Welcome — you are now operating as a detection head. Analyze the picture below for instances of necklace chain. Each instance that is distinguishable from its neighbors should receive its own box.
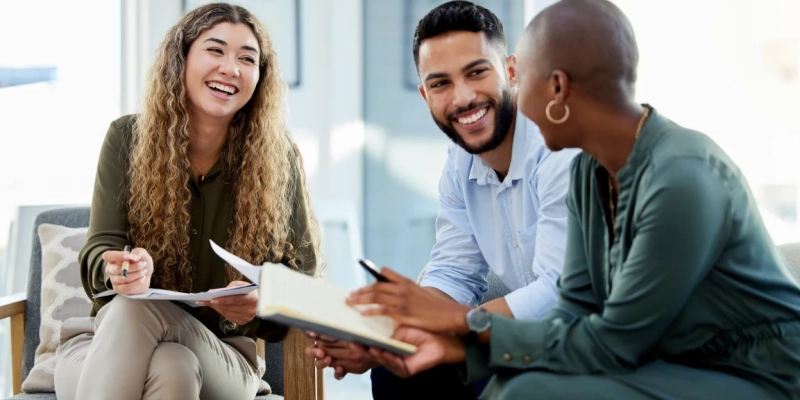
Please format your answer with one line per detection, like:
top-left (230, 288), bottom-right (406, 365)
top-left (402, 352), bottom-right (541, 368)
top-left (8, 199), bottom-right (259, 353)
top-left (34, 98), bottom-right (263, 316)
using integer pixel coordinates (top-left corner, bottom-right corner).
top-left (189, 152), bottom-right (222, 182)
top-left (608, 107), bottom-right (650, 232)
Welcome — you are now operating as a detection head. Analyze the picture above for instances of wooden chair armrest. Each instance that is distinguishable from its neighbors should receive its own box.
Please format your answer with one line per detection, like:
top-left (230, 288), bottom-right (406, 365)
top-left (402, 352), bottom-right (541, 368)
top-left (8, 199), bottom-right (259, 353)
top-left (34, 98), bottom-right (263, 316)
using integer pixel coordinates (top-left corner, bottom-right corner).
top-left (0, 292), bottom-right (26, 395)
top-left (283, 327), bottom-right (324, 400)
top-left (0, 292), bottom-right (26, 320)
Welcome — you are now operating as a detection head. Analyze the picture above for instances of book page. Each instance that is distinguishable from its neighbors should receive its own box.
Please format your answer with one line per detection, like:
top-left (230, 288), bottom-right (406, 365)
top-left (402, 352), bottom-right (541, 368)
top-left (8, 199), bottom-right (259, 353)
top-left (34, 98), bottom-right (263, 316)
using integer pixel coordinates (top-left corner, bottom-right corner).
top-left (259, 263), bottom-right (396, 339)
top-left (208, 243), bottom-right (414, 353)
top-left (209, 240), bottom-right (262, 284)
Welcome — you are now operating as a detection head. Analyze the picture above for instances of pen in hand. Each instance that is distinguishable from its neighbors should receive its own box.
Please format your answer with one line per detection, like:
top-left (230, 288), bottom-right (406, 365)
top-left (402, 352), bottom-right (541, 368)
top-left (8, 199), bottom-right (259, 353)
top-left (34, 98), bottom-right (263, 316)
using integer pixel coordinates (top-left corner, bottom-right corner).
top-left (121, 245), bottom-right (132, 278)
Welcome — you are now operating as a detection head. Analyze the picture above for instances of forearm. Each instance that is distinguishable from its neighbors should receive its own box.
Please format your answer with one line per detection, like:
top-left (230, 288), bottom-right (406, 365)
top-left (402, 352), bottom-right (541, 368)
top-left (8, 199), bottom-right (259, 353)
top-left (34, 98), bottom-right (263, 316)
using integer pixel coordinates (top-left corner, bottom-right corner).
top-left (480, 297), bottom-right (513, 318)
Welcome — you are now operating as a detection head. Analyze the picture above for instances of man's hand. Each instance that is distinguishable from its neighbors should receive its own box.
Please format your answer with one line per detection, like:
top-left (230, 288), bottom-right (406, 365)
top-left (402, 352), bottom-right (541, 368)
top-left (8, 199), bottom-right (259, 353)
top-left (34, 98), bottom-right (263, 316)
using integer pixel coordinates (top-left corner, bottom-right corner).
top-left (197, 281), bottom-right (258, 325)
top-left (103, 247), bottom-right (152, 295)
top-left (346, 267), bottom-right (472, 333)
top-left (369, 327), bottom-right (465, 378)
top-left (303, 333), bottom-right (378, 380)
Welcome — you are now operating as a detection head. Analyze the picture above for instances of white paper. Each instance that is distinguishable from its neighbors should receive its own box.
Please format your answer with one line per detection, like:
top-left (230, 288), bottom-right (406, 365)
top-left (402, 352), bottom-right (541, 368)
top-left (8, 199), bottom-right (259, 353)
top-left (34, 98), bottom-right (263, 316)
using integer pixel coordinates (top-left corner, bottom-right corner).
top-left (91, 240), bottom-right (264, 307)
top-left (92, 284), bottom-right (257, 307)
top-left (209, 240), bottom-right (262, 284)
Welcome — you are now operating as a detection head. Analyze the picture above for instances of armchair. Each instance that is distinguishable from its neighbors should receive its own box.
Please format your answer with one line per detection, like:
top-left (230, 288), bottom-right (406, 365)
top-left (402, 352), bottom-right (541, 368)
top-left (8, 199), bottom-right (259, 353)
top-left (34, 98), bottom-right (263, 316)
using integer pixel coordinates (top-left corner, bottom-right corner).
top-left (1, 207), bottom-right (322, 399)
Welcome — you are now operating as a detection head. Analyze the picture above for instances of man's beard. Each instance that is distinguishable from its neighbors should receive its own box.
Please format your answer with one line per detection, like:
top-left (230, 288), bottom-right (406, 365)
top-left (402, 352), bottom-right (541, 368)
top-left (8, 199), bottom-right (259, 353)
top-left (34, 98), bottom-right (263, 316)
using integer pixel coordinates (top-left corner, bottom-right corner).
top-left (432, 88), bottom-right (515, 155)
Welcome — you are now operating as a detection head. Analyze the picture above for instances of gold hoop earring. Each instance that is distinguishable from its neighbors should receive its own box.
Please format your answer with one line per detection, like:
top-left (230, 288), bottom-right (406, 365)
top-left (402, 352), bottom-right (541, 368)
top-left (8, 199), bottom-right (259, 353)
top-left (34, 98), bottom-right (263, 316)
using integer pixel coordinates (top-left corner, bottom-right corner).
top-left (546, 100), bottom-right (570, 124)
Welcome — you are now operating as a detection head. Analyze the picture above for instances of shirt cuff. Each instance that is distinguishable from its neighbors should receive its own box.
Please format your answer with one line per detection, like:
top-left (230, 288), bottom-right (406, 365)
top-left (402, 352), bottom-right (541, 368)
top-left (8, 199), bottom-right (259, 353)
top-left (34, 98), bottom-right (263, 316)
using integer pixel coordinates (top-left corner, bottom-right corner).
top-left (503, 279), bottom-right (559, 321)
top-left (420, 273), bottom-right (480, 306)
top-left (488, 314), bottom-right (546, 370)
top-left (460, 334), bottom-right (494, 384)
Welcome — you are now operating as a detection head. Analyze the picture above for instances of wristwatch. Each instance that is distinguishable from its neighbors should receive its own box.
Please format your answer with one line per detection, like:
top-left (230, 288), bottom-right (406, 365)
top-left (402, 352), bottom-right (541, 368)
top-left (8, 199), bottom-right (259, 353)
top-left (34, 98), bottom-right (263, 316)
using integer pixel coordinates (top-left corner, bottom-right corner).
top-left (466, 307), bottom-right (492, 334)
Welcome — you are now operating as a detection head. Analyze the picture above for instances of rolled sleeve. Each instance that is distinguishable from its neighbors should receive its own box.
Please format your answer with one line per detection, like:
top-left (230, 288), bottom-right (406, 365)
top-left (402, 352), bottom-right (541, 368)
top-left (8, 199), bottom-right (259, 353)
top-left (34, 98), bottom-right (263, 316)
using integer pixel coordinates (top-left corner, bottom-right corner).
top-left (419, 153), bottom-right (489, 306)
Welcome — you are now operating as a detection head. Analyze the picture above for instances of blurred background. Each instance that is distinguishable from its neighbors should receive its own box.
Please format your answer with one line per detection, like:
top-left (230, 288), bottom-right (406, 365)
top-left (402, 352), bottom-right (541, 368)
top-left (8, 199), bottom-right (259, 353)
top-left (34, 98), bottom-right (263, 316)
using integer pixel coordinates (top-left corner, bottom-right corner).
top-left (0, 0), bottom-right (798, 398)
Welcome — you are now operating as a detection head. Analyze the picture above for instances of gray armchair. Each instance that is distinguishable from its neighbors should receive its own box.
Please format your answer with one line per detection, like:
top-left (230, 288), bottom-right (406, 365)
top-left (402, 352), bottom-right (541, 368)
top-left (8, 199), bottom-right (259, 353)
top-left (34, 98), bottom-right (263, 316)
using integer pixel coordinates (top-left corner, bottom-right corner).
top-left (0, 207), bottom-right (321, 399)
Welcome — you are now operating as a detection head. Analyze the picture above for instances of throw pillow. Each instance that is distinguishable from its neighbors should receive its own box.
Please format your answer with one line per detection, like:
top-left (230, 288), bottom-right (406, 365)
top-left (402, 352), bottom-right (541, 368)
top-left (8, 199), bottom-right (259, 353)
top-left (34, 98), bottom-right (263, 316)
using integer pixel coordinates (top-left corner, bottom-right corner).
top-left (21, 223), bottom-right (91, 392)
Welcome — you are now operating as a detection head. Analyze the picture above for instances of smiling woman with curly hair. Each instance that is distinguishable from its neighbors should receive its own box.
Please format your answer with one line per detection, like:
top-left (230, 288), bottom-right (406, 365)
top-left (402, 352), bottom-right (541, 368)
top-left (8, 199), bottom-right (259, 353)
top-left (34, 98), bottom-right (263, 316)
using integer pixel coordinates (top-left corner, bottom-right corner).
top-left (52, 3), bottom-right (322, 399)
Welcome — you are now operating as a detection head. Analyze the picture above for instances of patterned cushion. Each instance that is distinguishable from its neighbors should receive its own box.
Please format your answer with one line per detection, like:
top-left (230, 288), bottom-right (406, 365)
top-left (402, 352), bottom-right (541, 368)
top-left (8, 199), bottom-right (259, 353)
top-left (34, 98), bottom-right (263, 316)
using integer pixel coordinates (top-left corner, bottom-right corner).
top-left (21, 224), bottom-right (91, 393)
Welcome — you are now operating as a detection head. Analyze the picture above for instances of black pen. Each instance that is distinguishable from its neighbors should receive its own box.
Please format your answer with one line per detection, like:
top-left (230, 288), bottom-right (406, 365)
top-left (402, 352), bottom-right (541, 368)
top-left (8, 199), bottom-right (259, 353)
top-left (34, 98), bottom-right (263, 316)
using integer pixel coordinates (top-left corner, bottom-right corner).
top-left (121, 245), bottom-right (132, 278)
top-left (358, 258), bottom-right (389, 282)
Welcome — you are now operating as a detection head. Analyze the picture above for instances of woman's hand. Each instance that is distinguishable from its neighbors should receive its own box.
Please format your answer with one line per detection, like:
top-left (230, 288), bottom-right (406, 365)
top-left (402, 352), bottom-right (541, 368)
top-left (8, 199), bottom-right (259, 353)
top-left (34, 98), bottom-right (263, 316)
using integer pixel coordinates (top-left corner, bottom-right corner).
top-left (198, 281), bottom-right (258, 325)
top-left (103, 247), bottom-right (153, 295)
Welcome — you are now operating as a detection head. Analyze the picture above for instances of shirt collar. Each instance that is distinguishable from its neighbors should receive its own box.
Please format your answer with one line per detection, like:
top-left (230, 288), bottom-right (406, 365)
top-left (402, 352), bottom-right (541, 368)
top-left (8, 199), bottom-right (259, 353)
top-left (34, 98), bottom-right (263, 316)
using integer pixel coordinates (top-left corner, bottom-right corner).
top-left (468, 109), bottom-right (528, 186)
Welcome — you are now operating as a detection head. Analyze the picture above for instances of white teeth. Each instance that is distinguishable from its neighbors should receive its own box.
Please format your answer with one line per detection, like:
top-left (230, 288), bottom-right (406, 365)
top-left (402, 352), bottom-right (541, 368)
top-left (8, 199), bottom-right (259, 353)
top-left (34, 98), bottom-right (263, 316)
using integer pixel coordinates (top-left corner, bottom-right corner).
top-left (457, 108), bottom-right (487, 125)
top-left (207, 82), bottom-right (235, 94)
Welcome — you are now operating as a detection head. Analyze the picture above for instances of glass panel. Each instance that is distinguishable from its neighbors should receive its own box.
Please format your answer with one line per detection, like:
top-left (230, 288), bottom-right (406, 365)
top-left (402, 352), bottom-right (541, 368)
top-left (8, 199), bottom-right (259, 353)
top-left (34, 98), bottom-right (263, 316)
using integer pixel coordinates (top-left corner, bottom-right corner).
top-left (611, 0), bottom-right (800, 244)
top-left (0, 0), bottom-right (121, 396)
top-left (364, 0), bottom-right (526, 281)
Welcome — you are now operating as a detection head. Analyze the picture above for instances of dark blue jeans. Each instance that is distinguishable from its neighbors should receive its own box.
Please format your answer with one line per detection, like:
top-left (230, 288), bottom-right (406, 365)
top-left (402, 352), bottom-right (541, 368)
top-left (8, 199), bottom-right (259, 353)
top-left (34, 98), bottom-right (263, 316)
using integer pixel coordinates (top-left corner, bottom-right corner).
top-left (371, 364), bottom-right (487, 400)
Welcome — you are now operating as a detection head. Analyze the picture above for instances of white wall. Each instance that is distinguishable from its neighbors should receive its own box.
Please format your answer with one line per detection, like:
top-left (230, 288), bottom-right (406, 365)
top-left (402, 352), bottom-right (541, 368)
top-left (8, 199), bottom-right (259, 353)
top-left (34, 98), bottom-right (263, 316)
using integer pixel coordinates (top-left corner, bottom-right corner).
top-left (129, 0), bottom-right (366, 281)
top-left (362, 0), bottom-right (527, 279)
top-left (525, 0), bottom-right (560, 22)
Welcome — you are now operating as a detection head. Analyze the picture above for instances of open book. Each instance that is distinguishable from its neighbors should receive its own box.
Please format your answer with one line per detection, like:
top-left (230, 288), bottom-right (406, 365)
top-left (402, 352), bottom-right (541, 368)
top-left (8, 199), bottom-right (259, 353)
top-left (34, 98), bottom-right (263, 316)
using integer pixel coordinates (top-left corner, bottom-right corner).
top-left (210, 240), bottom-right (417, 356)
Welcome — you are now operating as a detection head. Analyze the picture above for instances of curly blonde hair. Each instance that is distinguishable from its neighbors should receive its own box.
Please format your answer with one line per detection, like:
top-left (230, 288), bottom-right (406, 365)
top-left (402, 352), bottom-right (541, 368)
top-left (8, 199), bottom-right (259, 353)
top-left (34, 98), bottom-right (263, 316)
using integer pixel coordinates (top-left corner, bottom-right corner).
top-left (127, 3), bottom-right (320, 292)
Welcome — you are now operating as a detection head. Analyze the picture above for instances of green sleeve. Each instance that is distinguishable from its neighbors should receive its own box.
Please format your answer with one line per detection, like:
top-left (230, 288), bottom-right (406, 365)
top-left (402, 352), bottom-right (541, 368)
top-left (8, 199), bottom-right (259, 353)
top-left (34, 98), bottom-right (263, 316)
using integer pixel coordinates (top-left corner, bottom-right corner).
top-left (78, 119), bottom-right (133, 310)
top-left (544, 180), bottom-right (602, 323)
top-left (257, 142), bottom-right (318, 342)
top-left (474, 157), bottom-right (731, 375)
top-left (463, 183), bottom-right (600, 382)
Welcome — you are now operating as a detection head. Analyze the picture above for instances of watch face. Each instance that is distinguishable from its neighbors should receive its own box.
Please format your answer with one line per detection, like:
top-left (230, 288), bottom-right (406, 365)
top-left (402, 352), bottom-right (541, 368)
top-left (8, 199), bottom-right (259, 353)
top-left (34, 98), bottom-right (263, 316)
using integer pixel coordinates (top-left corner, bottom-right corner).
top-left (468, 308), bottom-right (490, 331)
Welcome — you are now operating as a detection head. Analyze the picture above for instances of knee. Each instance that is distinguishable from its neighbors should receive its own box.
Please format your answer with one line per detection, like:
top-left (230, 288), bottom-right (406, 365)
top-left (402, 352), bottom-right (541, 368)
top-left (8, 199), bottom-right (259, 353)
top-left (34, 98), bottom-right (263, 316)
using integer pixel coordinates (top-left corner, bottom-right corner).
top-left (99, 294), bottom-right (150, 320)
top-left (146, 343), bottom-right (201, 392)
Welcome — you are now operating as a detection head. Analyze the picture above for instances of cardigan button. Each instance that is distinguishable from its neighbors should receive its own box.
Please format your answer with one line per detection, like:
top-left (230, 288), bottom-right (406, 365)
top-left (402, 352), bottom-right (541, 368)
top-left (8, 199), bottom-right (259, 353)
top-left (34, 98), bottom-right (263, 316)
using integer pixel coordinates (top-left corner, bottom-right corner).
top-left (192, 228), bottom-right (198, 236)
top-left (503, 354), bottom-right (511, 362)
top-left (523, 356), bottom-right (532, 363)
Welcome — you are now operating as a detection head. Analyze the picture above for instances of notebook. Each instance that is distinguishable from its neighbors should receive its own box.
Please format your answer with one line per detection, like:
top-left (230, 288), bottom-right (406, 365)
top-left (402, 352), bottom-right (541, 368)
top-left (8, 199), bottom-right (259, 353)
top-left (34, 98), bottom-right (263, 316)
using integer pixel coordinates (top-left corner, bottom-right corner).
top-left (210, 240), bottom-right (417, 356)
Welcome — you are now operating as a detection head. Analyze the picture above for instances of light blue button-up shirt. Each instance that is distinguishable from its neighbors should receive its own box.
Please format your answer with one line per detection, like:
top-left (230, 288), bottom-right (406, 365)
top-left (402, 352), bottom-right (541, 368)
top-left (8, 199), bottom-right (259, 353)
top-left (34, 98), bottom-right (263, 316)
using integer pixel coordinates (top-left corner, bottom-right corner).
top-left (420, 110), bottom-right (579, 320)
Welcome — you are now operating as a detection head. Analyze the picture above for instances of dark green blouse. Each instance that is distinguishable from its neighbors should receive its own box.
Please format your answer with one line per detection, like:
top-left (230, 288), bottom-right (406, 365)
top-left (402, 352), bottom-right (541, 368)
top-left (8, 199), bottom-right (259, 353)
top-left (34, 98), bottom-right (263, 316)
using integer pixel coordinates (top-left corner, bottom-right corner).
top-left (465, 106), bottom-right (800, 387)
top-left (79, 114), bottom-right (317, 342)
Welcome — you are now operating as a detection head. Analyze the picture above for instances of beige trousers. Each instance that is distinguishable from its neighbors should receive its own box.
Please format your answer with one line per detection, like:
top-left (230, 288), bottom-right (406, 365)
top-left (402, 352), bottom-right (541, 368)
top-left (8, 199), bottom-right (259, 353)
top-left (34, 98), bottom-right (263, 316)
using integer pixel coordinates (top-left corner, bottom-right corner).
top-left (53, 295), bottom-right (261, 400)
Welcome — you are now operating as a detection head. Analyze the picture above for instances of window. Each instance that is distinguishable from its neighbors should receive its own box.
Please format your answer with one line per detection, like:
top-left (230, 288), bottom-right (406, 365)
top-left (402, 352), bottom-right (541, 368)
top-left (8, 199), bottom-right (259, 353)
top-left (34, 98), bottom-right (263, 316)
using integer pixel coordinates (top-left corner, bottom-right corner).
top-left (611, 0), bottom-right (800, 245)
top-left (0, 1), bottom-right (121, 396)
